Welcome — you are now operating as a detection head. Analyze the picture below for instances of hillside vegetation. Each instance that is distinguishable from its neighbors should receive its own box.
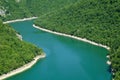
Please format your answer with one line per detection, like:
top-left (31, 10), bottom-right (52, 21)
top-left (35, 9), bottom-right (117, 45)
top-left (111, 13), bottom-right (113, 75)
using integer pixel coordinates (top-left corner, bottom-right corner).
top-left (0, 0), bottom-right (79, 21)
top-left (0, 21), bottom-right (43, 75)
top-left (34, 0), bottom-right (120, 80)
top-left (0, 0), bottom-right (120, 79)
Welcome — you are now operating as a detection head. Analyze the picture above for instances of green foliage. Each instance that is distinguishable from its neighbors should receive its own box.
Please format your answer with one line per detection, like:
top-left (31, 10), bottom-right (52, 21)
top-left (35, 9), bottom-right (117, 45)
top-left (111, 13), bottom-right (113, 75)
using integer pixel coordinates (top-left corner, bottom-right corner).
top-left (1, 0), bottom-right (120, 79)
top-left (0, 0), bottom-right (79, 21)
top-left (34, 0), bottom-right (120, 80)
top-left (0, 23), bottom-right (43, 75)
top-left (114, 72), bottom-right (120, 80)
top-left (0, 0), bottom-right (32, 21)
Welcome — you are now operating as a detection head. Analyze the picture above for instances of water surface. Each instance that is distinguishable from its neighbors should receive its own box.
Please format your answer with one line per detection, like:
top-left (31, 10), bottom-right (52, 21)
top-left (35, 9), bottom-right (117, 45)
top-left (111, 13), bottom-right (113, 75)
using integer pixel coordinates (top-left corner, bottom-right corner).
top-left (7, 20), bottom-right (111, 80)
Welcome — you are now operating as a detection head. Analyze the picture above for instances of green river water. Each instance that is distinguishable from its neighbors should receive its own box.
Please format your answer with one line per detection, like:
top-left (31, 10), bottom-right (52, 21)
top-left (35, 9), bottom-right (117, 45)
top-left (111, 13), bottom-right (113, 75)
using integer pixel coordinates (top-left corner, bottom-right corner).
top-left (6, 20), bottom-right (111, 80)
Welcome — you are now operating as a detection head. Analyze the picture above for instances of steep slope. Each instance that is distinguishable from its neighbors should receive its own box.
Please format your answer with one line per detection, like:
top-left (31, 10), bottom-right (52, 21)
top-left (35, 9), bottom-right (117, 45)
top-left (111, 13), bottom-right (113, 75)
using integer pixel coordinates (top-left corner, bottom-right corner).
top-left (34, 0), bottom-right (120, 80)
top-left (0, 0), bottom-right (32, 20)
top-left (0, 0), bottom-right (79, 21)
top-left (0, 21), bottom-right (43, 75)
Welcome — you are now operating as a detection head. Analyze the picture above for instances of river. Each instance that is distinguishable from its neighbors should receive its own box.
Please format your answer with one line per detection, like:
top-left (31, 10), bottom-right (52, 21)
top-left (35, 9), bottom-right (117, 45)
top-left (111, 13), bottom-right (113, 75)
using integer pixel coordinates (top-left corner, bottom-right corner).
top-left (6, 20), bottom-right (111, 80)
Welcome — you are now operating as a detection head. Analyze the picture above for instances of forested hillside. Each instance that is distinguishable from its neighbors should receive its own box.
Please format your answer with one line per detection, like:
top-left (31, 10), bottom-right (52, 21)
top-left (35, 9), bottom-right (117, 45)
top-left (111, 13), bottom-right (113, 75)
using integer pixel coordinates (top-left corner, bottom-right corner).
top-left (0, 0), bottom-right (120, 80)
top-left (34, 0), bottom-right (120, 80)
top-left (0, 21), bottom-right (43, 75)
top-left (0, 0), bottom-right (79, 21)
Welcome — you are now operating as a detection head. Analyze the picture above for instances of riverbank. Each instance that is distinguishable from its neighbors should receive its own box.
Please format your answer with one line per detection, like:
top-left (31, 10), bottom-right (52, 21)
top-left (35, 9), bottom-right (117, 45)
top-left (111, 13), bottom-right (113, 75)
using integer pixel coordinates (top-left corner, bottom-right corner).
top-left (0, 54), bottom-right (46, 80)
top-left (16, 33), bottom-right (22, 41)
top-left (33, 25), bottom-right (112, 66)
top-left (33, 24), bottom-right (110, 50)
top-left (33, 24), bottom-right (112, 66)
top-left (3, 17), bottom-right (38, 24)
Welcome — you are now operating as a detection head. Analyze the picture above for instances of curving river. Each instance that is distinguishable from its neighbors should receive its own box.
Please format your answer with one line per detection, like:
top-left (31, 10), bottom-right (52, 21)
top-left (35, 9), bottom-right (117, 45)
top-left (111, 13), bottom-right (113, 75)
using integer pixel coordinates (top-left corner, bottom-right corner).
top-left (7, 20), bottom-right (111, 80)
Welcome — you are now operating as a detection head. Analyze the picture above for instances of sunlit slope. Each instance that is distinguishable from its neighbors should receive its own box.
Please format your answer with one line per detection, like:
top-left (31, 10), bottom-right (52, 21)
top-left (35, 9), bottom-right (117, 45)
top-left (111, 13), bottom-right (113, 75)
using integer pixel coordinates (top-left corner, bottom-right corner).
top-left (0, 0), bottom-right (79, 21)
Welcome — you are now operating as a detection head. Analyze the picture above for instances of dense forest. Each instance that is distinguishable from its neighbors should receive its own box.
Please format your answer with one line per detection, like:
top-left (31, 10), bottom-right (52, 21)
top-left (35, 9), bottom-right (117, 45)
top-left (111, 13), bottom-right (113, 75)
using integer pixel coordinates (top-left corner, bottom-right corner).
top-left (0, 0), bottom-right (79, 21)
top-left (34, 0), bottom-right (120, 80)
top-left (0, 0), bottom-right (120, 80)
top-left (0, 21), bottom-right (43, 75)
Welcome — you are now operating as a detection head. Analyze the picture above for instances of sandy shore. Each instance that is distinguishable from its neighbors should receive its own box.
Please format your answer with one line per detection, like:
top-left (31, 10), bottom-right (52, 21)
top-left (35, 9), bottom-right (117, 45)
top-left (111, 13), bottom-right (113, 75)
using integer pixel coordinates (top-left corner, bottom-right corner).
top-left (0, 54), bottom-right (46, 80)
top-left (3, 17), bottom-right (38, 24)
top-left (33, 24), bottom-right (110, 50)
